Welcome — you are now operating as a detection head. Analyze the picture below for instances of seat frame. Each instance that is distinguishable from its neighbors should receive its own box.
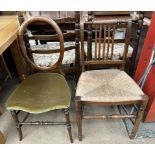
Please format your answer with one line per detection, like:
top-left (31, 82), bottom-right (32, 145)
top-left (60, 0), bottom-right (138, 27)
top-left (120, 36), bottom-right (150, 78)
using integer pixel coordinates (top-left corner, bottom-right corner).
top-left (8, 16), bottom-right (73, 143)
top-left (75, 20), bottom-right (148, 141)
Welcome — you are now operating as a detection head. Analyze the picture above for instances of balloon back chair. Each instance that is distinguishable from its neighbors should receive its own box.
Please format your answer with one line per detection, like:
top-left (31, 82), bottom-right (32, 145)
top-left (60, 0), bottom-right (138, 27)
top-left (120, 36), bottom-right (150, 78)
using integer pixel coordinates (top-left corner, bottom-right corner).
top-left (75, 20), bottom-right (148, 141)
top-left (6, 16), bottom-right (73, 143)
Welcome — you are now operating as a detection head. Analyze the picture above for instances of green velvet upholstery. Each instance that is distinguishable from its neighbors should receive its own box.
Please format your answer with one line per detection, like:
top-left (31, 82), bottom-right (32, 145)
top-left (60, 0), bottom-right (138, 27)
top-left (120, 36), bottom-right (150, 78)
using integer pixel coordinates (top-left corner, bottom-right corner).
top-left (6, 73), bottom-right (70, 114)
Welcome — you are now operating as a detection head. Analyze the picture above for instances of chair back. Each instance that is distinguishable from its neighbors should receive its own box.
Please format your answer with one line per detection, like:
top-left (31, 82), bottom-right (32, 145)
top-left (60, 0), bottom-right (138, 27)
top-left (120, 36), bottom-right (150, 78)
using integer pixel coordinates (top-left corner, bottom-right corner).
top-left (19, 12), bottom-right (80, 73)
top-left (80, 20), bottom-right (132, 71)
top-left (18, 16), bottom-right (64, 73)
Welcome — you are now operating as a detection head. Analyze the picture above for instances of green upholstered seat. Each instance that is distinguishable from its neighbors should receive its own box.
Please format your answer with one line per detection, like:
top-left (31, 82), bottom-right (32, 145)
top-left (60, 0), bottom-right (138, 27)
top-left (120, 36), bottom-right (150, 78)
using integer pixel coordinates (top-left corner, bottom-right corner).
top-left (6, 73), bottom-right (70, 114)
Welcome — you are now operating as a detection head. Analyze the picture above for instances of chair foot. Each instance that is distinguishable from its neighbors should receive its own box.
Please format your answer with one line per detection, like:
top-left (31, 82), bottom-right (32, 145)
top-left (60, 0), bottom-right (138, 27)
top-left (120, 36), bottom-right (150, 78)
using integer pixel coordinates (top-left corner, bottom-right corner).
top-left (11, 111), bottom-right (23, 141)
top-left (78, 135), bottom-right (82, 141)
top-left (76, 101), bottom-right (83, 141)
top-left (63, 109), bottom-right (73, 143)
top-left (129, 133), bottom-right (136, 139)
top-left (17, 125), bottom-right (23, 141)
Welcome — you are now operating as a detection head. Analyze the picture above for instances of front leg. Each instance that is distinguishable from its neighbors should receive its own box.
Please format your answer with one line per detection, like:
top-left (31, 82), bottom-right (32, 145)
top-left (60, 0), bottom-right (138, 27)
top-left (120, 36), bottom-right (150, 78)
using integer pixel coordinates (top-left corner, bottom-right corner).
top-left (11, 110), bottom-right (23, 141)
top-left (63, 108), bottom-right (73, 143)
top-left (129, 99), bottom-right (148, 139)
top-left (76, 101), bottom-right (82, 141)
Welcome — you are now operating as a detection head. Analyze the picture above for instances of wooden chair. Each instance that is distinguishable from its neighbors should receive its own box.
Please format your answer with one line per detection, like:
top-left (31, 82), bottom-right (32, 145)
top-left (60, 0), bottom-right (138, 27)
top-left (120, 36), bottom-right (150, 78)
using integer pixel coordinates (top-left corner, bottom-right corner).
top-left (6, 16), bottom-right (73, 143)
top-left (75, 20), bottom-right (148, 141)
top-left (20, 11), bottom-right (80, 78)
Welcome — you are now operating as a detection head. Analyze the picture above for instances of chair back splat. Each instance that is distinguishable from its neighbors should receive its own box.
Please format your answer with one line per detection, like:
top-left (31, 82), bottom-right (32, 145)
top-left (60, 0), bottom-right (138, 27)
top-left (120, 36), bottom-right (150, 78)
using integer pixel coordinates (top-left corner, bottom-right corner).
top-left (80, 20), bottom-right (132, 72)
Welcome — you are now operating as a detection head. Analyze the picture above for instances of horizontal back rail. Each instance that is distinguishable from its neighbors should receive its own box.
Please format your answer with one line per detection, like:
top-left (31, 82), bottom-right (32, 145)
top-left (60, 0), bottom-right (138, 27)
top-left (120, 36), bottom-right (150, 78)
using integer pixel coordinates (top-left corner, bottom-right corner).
top-left (30, 46), bottom-right (75, 54)
top-left (27, 32), bottom-right (75, 41)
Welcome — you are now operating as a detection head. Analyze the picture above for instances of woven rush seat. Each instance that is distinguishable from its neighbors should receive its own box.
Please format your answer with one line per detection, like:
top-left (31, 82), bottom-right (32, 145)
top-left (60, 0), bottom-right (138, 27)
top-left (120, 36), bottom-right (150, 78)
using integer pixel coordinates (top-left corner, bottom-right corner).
top-left (76, 69), bottom-right (144, 102)
top-left (6, 73), bottom-right (70, 114)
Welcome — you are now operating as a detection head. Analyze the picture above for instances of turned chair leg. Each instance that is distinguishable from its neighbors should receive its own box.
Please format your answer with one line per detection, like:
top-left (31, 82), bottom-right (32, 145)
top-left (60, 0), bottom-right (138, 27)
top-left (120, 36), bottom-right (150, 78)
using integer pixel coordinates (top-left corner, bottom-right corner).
top-left (11, 110), bottom-right (23, 141)
top-left (63, 109), bottom-right (73, 143)
top-left (129, 100), bottom-right (147, 139)
top-left (76, 101), bottom-right (82, 141)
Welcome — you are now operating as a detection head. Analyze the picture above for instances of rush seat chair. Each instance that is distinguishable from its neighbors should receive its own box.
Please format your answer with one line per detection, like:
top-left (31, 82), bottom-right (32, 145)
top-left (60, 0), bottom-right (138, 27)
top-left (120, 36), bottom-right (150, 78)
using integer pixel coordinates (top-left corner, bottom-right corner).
top-left (75, 20), bottom-right (148, 141)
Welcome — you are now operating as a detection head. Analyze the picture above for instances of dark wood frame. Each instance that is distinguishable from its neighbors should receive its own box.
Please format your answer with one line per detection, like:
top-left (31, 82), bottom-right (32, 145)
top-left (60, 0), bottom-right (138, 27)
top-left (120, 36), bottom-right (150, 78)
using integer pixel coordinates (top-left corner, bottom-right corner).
top-left (10, 16), bottom-right (73, 143)
top-left (75, 20), bottom-right (148, 141)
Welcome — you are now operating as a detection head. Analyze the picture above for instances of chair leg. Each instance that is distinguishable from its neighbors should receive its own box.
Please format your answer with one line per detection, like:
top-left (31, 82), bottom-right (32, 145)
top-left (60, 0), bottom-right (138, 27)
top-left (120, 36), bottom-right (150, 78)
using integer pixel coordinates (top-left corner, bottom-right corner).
top-left (10, 110), bottom-right (23, 141)
top-left (129, 100), bottom-right (147, 139)
top-left (75, 69), bottom-right (80, 84)
top-left (76, 101), bottom-right (82, 141)
top-left (63, 109), bottom-right (73, 143)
